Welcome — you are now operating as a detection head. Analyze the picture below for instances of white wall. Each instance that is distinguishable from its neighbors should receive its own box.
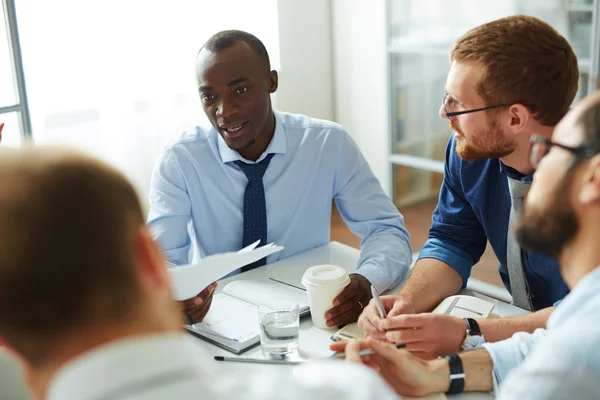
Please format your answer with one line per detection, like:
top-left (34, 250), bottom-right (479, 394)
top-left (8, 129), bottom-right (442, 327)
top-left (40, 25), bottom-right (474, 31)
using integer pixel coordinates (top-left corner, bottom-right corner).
top-left (331, 0), bottom-right (391, 195)
top-left (274, 0), bottom-right (334, 121)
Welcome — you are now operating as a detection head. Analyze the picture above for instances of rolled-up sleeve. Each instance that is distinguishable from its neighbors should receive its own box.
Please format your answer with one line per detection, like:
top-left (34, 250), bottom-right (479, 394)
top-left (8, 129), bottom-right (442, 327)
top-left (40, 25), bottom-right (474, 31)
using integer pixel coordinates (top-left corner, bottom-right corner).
top-left (333, 131), bottom-right (412, 293)
top-left (147, 149), bottom-right (192, 266)
top-left (417, 138), bottom-right (487, 287)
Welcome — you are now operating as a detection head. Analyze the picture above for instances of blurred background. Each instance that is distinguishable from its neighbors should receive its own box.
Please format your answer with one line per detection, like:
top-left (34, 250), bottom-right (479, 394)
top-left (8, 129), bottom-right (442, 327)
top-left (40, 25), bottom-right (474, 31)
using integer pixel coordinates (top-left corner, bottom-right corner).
top-left (1, 0), bottom-right (599, 287)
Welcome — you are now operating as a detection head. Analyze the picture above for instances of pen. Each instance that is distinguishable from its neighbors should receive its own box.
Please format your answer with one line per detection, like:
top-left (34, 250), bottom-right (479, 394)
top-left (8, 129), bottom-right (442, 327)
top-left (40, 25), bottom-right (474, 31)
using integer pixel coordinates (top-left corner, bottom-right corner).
top-left (331, 343), bottom-right (406, 359)
top-left (214, 356), bottom-right (307, 365)
top-left (371, 285), bottom-right (386, 319)
top-left (268, 277), bottom-right (306, 291)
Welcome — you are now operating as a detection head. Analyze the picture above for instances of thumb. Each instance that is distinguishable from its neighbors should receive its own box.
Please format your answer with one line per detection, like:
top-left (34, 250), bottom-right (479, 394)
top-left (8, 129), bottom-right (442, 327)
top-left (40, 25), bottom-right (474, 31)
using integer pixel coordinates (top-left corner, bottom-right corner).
top-left (345, 340), bottom-right (364, 363)
top-left (369, 338), bottom-right (403, 361)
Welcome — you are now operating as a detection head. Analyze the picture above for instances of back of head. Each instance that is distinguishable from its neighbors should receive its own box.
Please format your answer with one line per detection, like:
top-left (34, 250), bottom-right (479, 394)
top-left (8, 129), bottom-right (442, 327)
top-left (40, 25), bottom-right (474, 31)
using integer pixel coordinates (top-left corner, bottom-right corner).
top-left (0, 147), bottom-right (145, 367)
top-left (451, 15), bottom-right (579, 126)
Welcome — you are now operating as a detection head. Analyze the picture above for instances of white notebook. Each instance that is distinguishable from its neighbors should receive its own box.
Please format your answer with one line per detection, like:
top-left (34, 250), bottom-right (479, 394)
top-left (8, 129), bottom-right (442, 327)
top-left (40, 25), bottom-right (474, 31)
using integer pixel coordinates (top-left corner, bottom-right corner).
top-left (185, 279), bottom-right (309, 354)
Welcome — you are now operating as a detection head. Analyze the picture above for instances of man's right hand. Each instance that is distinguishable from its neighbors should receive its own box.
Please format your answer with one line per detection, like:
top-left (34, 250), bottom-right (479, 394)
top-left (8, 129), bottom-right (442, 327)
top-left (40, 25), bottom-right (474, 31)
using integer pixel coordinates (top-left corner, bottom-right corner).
top-left (180, 282), bottom-right (218, 324)
top-left (358, 295), bottom-right (414, 340)
top-left (343, 338), bottom-right (450, 398)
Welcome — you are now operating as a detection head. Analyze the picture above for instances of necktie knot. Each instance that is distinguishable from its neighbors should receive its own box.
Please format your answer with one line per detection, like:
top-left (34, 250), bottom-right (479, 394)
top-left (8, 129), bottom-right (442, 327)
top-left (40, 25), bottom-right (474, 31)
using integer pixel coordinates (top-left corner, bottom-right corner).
top-left (235, 153), bottom-right (274, 182)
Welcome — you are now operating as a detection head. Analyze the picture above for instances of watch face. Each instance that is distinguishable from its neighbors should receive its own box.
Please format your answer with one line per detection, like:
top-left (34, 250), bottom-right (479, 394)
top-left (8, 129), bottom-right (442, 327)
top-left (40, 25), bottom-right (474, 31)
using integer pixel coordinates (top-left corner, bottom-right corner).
top-left (463, 335), bottom-right (485, 350)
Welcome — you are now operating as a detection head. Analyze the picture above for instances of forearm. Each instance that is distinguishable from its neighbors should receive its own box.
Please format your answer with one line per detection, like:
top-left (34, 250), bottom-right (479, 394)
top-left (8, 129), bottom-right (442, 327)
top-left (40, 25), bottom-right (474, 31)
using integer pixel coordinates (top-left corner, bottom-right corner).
top-left (427, 349), bottom-right (494, 394)
top-left (398, 258), bottom-right (463, 313)
top-left (356, 227), bottom-right (412, 293)
top-left (478, 307), bottom-right (553, 342)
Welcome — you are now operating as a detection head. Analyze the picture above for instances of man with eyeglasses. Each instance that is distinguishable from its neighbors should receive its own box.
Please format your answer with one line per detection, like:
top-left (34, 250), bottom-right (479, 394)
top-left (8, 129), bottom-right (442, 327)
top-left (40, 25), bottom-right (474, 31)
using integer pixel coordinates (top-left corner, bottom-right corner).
top-left (340, 89), bottom-right (600, 399)
top-left (359, 15), bottom-right (579, 357)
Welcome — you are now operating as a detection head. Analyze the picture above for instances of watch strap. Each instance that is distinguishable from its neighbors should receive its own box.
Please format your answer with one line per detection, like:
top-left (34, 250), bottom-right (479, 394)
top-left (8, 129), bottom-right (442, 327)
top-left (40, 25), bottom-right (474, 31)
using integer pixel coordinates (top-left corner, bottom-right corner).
top-left (445, 354), bottom-right (465, 394)
top-left (464, 318), bottom-right (482, 336)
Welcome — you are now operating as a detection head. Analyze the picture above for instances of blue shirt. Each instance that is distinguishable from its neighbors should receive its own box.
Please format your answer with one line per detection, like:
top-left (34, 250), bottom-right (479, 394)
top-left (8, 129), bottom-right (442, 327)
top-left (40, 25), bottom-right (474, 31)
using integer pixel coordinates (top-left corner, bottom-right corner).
top-left (147, 111), bottom-right (412, 293)
top-left (418, 136), bottom-right (568, 309)
top-left (483, 266), bottom-right (600, 399)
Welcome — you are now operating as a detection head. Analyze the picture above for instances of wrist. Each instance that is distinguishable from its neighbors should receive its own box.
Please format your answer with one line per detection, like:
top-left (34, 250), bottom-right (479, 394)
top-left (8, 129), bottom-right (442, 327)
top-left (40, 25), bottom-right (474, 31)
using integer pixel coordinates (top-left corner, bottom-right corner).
top-left (426, 358), bottom-right (451, 394)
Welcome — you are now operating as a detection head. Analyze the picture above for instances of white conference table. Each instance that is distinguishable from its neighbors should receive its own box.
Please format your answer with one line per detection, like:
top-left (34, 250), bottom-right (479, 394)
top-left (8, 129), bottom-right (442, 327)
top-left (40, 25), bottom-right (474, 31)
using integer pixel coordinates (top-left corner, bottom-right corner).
top-left (188, 241), bottom-right (529, 400)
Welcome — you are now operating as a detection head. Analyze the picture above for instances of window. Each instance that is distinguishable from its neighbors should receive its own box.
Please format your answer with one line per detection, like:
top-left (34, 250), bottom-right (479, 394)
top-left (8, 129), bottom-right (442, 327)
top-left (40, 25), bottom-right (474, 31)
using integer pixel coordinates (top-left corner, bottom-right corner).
top-left (13, 0), bottom-right (279, 207)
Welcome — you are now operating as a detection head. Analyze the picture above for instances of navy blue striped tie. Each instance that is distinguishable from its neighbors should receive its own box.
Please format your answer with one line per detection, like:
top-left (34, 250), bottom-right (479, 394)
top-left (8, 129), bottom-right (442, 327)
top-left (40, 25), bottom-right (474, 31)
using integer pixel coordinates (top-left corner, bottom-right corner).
top-left (235, 153), bottom-right (274, 271)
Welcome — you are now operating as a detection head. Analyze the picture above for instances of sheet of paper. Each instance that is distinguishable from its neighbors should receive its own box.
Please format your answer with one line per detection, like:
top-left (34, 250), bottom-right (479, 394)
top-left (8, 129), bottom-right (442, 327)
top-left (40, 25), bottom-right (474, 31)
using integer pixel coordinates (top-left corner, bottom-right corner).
top-left (169, 243), bottom-right (284, 300)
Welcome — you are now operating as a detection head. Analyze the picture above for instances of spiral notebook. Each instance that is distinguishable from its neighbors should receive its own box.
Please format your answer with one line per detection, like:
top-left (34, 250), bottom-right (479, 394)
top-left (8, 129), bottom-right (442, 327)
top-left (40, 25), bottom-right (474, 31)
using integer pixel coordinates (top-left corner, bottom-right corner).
top-left (185, 279), bottom-right (309, 354)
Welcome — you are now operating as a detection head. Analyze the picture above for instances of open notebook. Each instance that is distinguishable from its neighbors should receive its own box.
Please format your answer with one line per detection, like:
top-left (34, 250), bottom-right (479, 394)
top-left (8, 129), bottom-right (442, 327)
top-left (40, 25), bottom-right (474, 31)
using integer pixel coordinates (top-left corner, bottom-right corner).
top-left (185, 279), bottom-right (309, 354)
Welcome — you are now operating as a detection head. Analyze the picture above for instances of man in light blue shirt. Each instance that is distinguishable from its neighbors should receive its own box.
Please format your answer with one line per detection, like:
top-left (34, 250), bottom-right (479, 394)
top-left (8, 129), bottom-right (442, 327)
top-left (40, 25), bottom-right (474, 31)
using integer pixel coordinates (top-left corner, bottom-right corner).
top-left (148, 30), bottom-right (412, 325)
top-left (340, 91), bottom-right (600, 399)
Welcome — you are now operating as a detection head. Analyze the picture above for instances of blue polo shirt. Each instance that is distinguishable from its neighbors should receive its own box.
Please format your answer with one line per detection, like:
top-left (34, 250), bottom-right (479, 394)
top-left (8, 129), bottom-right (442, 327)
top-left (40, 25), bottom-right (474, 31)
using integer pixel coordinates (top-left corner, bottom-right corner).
top-left (418, 135), bottom-right (569, 310)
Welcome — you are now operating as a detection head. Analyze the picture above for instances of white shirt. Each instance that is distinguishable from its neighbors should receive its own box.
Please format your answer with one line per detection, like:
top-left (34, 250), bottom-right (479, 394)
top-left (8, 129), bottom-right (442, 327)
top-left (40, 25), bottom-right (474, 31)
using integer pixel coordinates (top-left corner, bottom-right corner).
top-left (483, 266), bottom-right (600, 399)
top-left (47, 333), bottom-right (399, 400)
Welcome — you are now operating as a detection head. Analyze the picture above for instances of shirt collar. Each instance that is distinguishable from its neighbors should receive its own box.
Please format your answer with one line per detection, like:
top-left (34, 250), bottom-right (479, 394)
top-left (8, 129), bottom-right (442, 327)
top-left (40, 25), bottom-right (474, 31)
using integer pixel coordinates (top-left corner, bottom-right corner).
top-left (499, 161), bottom-right (533, 183)
top-left (48, 333), bottom-right (208, 400)
top-left (547, 265), bottom-right (600, 329)
top-left (217, 111), bottom-right (287, 164)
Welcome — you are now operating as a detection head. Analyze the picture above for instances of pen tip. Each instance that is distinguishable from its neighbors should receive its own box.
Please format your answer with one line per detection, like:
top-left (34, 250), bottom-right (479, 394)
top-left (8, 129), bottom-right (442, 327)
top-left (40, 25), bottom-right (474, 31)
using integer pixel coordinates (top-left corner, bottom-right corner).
top-left (214, 356), bottom-right (224, 361)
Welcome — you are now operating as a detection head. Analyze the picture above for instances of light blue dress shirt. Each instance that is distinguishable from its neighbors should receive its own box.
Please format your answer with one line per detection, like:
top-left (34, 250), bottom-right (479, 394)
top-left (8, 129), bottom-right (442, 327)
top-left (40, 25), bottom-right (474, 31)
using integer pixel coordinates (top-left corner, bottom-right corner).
top-left (483, 266), bottom-right (600, 399)
top-left (147, 111), bottom-right (412, 293)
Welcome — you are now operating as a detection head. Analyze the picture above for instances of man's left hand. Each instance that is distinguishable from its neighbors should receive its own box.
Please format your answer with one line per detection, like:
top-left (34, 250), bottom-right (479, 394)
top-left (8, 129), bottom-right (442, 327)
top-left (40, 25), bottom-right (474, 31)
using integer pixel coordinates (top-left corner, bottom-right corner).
top-left (325, 274), bottom-right (372, 327)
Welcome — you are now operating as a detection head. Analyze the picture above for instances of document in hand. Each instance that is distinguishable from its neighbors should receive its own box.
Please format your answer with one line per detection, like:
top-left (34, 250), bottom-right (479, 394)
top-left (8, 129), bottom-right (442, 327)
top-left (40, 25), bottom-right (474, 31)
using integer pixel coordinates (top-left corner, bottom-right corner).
top-left (169, 241), bottom-right (284, 301)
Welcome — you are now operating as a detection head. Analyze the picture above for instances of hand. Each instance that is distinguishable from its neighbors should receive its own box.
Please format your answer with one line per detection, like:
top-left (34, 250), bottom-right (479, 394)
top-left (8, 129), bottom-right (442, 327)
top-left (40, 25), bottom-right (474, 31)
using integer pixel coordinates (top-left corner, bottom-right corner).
top-left (358, 294), bottom-right (414, 340)
top-left (381, 313), bottom-right (466, 359)
top-left (325, 274), bottom-right (372, 327)
top-left (342, 338), bottom-right (450, 397)
top-left (0, 122), bottom-right (4, 143)
top-left (180, 282), bottom-right (218, 323)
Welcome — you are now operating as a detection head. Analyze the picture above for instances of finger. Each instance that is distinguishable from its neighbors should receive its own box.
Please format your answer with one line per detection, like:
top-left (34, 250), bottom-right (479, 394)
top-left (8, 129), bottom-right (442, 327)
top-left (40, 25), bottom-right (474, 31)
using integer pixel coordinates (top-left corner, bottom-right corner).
top-left (181, 297), bottom-right (201, 310)
top-left (387, 300), bottom-right (413, 317)
top-left (358, 311), bottom-right (385, 338)
top-left (329, 341), bottom-right (349, 352)
top-left (381, 314), bottom-right (427, 330)
top-left (344, 340), bottom-right (364, 363)
top-left (328, 307), bottom-right (361, 327)
top-left (327, 296), bottom-right (369, 327)
top-left (330, 340), bottom-right (370, 353)
top-left (368, 337), bottom-right (407, 361)
top-left (189, 294), bottom-right (214, 322)
top-left (385, 327), bottom-right (424, 345)
top-left (325, 292), bottom-right (361, 320)
top-left (332, 280), bottom-right (357, 307)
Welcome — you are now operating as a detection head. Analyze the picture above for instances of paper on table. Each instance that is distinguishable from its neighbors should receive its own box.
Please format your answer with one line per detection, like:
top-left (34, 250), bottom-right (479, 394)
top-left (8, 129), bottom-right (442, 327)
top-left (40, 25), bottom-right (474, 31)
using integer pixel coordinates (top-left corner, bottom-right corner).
top-left (169, 242), bottom-right (284, 300)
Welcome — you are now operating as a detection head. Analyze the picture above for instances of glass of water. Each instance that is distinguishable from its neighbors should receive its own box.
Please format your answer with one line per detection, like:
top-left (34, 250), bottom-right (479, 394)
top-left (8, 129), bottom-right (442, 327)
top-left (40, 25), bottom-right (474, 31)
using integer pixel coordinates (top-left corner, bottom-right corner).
top-left (258, 299), bottom-right (300, 359)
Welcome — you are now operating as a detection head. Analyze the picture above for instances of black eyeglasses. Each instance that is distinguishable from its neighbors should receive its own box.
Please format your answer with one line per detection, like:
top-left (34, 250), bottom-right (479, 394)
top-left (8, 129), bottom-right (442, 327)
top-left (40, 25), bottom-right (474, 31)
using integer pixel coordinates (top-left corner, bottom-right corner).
top-left (529, 134), bottom-right (596, 169)
top-left (442, 94), bottom-right (507, 118)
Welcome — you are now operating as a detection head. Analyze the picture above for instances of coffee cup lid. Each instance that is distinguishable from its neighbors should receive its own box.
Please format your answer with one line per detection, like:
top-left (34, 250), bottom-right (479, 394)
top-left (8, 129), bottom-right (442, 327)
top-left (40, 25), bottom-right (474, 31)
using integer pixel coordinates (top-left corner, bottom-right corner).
top-left (301, 264), bottom-right (350, 289)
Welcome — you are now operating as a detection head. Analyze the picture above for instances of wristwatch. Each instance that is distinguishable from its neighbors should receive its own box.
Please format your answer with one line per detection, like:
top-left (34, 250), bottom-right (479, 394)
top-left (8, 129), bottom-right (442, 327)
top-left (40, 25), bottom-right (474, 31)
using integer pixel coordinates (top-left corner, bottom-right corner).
top-left (460, 318), bottom-right (485, 350)
top-left (445, 354), bottom-right (465, 394)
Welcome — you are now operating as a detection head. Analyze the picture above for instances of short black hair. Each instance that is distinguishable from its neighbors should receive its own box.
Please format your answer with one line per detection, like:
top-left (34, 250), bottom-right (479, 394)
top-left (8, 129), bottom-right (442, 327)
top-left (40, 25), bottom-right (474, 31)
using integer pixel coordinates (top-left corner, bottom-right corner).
top-left (200, 30), bottom-right (271, 71)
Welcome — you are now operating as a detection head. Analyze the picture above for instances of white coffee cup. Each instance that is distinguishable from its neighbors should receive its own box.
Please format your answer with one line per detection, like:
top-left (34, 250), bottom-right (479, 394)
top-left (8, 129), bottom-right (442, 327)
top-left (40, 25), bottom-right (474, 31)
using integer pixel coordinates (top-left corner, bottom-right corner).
top-left (301, 264), bottom-right (350, 329)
